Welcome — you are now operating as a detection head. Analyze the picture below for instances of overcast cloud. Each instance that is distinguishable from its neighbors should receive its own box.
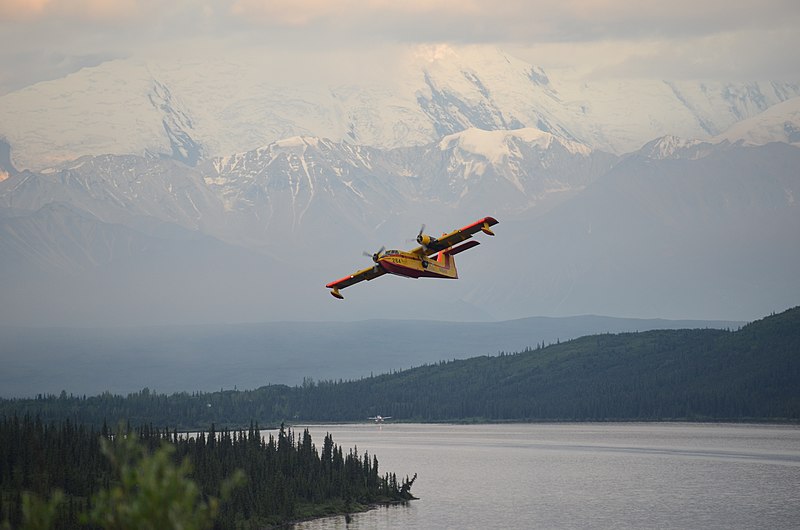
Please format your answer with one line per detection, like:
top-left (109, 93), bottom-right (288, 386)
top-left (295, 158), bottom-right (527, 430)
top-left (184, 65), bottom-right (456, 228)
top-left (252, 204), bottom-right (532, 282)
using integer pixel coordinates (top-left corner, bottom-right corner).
top-left (1, 0), bottom-right (799, 94)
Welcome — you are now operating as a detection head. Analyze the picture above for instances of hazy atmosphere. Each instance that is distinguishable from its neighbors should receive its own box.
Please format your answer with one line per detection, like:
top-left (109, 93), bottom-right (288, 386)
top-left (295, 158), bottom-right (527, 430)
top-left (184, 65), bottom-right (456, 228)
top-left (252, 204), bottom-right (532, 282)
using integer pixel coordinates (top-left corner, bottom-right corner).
top-left (1, 0), bottom-right (799, 385)
top-left (1, 4), bottom-right (799, 529)
top-left (2, 0), bottom-right (799, 94)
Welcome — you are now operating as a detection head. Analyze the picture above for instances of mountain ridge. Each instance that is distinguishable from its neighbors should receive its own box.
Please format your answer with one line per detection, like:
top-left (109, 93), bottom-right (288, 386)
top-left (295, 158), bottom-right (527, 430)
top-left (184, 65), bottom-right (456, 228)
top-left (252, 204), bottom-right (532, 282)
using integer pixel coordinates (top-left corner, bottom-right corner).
top-left (1, 45), bottom-right (798, 171)
top-left (1, 44), bottom-right (799, 326)
top-left (0, 313), bottom-right (745, 398)
top-left (0, 129), bottom-right (797, 325)
top-left (1, 307), bottom-right (795, 424)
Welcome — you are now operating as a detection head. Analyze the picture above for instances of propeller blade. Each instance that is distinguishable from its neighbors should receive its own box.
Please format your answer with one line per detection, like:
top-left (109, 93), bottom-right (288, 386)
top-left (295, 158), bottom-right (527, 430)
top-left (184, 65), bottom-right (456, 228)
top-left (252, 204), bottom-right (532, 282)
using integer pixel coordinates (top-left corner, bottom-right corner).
top-left (367, 246), bottom-right (386, 262)
top-left (416, 224), bottom-right (426, 244)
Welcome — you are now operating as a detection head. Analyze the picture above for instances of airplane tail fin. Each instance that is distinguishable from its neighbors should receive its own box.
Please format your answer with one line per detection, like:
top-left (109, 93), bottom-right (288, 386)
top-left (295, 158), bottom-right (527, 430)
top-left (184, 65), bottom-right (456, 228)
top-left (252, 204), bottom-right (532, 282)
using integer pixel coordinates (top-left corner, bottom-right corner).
top-left (432, 240), bottom-right (481, 279)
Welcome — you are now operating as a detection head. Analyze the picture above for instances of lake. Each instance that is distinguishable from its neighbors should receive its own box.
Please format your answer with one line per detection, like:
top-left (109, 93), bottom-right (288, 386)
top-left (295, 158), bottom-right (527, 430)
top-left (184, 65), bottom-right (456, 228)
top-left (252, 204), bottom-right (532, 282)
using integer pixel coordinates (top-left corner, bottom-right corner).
top-left (289, 423), bottom-right (800, 529)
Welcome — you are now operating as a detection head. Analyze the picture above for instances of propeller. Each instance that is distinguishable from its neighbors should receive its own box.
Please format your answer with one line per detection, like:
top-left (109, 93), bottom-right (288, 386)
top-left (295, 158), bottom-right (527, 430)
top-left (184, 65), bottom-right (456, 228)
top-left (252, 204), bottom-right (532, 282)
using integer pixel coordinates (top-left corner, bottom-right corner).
top-left (363, 246), bottom-right (386, 263)
top-left (415, 223), bottom-right (437, 249)
top-left (415, 224), bottom-right (426, 244)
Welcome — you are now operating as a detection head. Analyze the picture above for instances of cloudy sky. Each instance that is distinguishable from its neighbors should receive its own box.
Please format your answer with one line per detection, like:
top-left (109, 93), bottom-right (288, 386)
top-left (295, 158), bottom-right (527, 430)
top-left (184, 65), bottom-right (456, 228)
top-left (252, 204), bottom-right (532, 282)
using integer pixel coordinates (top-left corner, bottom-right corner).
top-left (1, 0), bottom-right (799, 95)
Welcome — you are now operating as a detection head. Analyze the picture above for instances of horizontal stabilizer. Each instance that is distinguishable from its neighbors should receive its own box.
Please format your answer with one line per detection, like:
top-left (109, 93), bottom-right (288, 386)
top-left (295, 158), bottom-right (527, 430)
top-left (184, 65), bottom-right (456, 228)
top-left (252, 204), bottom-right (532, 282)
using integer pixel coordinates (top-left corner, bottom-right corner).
top-left (446, 240), bottom-right (480, 256)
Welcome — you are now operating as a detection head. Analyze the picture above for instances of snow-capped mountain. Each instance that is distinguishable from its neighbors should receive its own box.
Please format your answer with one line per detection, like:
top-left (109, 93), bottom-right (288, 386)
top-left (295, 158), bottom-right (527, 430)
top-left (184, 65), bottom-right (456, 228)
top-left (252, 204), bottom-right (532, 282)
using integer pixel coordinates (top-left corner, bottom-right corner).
top-left (1, 121), bottom-right (798, 325)
top-left (1, 42), bottom-right (799, 326)
top-left (0, 128), bottom-right (610, 256)
top-left (424, 128), bottom-right (616, 213)
top-left (1, 45), bottom-right (798, 171)
top-left (197, 136), bottom-right (414, 249)
top-left (619, 95), bottom-right (800, 160)
top-left (0, 154), bottom-right (229, 235)
top-left (635, 135), bottom-right (718, 161)
top-left (714, 95), bottom-right (800, 147)
top-left (464, 139), bottom-right (800, 321)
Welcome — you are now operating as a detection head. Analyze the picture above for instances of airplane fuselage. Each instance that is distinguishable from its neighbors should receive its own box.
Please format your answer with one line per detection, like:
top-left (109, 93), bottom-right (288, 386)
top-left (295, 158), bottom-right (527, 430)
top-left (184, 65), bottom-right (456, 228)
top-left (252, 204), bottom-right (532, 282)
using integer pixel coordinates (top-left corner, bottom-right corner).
top-left (377, 249), bottom-right (458, 279)
top-left (325, 216), bottom-right (497, 299)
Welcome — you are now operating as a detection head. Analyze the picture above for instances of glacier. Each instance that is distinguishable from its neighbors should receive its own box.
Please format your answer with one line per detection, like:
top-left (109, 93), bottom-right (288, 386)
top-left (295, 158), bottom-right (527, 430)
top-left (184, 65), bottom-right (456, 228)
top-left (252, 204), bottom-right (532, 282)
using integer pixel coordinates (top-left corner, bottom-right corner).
top-left (1, 45), bottom-right (799, 171)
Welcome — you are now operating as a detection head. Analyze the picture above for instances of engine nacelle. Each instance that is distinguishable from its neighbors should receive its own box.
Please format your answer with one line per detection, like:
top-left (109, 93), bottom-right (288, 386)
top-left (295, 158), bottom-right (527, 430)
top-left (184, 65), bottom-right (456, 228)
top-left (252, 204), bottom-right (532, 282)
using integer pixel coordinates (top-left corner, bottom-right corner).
top-left (417, 234), bottom-right (437, 247)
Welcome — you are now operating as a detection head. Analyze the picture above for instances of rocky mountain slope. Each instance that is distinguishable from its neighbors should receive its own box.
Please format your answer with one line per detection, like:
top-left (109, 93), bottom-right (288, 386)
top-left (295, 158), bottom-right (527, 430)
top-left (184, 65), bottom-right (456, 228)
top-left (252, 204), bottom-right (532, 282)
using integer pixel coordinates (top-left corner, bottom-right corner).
top-left (1, 120), bottom-right (797, 325)
top-left (1, 45), bottom-right (798, 326)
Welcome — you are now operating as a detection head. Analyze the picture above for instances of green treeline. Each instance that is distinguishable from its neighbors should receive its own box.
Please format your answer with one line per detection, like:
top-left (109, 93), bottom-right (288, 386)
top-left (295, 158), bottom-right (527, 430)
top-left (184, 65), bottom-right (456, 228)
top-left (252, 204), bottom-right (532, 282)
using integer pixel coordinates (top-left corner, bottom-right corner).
top-left (2, 306), bottom-right (799, 427)
top-left (0, 416), bottom-right (416, 529)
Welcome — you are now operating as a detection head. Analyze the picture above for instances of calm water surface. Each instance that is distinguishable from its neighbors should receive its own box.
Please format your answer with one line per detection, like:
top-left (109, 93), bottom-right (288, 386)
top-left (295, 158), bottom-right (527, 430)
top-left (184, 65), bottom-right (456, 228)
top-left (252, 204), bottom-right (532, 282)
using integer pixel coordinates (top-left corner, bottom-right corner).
top-left (289, 423), bottom-right (800, 529)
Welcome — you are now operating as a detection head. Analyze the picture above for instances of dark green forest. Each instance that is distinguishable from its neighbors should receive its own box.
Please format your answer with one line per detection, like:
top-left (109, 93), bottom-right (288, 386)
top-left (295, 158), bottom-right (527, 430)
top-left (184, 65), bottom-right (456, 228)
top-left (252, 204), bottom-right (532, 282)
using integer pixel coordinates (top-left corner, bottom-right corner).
top-left (0, 415), bottom-right (416, 529)
top-left (2, 306), bottom-right (799, 427)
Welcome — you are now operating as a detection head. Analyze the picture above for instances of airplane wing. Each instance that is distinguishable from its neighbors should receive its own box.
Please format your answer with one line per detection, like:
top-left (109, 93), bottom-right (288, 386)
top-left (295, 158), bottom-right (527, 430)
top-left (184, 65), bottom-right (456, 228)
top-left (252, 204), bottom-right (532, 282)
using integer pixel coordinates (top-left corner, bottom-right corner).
top-left (411, 216), bottom-right (498, 257)
top-left (326, 264), bottom-right (386, 298)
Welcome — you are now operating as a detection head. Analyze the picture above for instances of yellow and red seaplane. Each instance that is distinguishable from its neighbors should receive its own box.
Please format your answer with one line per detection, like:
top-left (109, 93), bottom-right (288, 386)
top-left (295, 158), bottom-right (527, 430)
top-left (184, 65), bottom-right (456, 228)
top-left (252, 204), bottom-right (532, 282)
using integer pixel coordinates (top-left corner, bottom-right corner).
top-left (326, 216), bottom-right (498, 299)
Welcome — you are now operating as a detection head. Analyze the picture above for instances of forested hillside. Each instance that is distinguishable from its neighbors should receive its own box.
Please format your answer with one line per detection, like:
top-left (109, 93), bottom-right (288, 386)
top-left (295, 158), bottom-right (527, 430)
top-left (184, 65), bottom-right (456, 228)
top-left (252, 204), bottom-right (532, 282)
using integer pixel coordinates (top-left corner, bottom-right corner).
top-left (2, 307), bottom-right (798, 425)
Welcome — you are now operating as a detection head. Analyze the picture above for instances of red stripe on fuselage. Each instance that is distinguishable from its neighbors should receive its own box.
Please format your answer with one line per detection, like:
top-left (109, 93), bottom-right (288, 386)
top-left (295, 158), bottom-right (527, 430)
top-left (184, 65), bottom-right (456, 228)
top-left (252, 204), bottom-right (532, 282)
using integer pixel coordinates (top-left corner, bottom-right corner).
top-left (379, 258), bottom-right (454, 279)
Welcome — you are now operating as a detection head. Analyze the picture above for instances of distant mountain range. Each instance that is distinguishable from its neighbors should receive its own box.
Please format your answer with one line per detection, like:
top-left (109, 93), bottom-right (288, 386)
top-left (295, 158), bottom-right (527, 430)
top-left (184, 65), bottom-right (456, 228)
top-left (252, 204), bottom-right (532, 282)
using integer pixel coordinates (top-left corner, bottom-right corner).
top-left (1, 132), bottom-right (798, 325)
top-left (0, 45), bottom-right (798, 326)
top-left (0, 314), bottom-right (744, 398)
top-left (2, 307), bottom-right (795, 423)
top-left (1, 45), bottom-right (798, 170)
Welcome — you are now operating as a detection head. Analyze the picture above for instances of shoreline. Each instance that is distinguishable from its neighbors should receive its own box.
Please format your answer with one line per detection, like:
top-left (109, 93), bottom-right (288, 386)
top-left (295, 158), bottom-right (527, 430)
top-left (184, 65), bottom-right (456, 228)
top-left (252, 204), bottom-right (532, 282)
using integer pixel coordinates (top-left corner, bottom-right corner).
top-left (275, 498), bottom-right (417, 529)
top-left (242, 418), bottom-right (800, 434)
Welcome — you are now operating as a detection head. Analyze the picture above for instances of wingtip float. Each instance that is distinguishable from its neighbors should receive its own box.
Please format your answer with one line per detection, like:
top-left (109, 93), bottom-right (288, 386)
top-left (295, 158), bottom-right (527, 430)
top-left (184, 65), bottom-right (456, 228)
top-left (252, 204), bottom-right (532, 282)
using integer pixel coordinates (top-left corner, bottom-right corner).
top-left (326, 216), bottom-right (498, 300)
